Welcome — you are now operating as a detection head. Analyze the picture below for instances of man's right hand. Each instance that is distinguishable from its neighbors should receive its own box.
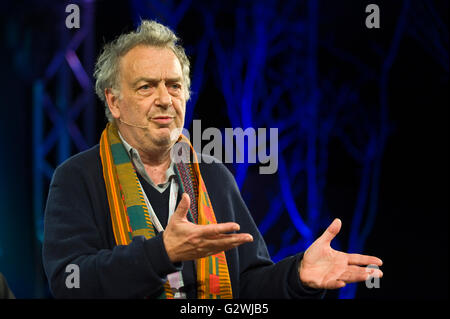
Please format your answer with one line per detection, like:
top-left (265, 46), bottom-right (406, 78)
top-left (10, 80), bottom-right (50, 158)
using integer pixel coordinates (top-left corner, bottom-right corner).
top-left (163, 193), bottom-right (253, 263)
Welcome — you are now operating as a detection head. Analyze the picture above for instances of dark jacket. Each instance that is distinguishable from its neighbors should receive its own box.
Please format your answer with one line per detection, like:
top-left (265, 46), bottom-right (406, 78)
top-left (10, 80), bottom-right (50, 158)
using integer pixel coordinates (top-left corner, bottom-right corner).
top-left (42, 145), bottom-right (324, 299)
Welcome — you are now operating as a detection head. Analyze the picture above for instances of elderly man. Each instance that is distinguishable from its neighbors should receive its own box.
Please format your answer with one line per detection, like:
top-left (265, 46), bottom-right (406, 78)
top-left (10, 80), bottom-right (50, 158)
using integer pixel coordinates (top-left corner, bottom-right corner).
top-left (43, 20), bottom-right (382, 299)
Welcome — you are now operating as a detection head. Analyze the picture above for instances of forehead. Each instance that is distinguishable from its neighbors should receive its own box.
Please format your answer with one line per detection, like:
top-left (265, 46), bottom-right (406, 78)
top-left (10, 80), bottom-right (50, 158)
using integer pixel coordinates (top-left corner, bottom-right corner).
top-left (119, 45), bottom-right (182, 81)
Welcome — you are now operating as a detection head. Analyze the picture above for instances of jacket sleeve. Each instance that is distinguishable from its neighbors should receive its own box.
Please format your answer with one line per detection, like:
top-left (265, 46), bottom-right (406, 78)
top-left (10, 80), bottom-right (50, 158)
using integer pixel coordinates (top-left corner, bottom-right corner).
top-left (42, 159), bottom-right (181, 299)
top-left (216, 162), bottom-right (326, 299)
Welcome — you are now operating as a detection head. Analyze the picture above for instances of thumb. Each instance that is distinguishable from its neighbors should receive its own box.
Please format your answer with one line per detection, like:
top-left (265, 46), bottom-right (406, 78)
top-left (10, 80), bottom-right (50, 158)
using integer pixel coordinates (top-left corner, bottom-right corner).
top-left (173, 193), bottom-right (190, 220)
top-left (318, 218), bottom-right (342, 245)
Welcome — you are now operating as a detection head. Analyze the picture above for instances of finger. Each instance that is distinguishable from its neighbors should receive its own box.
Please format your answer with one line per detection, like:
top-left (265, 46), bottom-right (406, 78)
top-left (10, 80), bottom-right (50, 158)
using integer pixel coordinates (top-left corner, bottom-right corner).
top-left (348, 253), bottom-right (383, 266)
top-left (204, 233), bottom-right (254, 252)
top-left (191, 233), bottom-right (253, 259)
top-left (338, 266), bottom-right (370, 284)
top-left (366, 268), bottom-right (384, 280)
top-left (198, 222), bottom-right (242, 237)
top-left (318, 218), bottom-right (342, 244)
top-left (338, 266), bottom-right (383, 284)
top-left (326, 280), bottom-right (346, 290)
top-left (173, 193), bottom-right (190, 220)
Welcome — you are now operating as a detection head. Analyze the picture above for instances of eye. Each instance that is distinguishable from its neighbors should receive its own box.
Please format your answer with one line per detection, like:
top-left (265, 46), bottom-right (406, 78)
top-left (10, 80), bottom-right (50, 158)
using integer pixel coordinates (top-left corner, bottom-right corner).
top-left (139, 84), bottom-right (150, 90)
top-left (169, 83), bottom-right (181, 90)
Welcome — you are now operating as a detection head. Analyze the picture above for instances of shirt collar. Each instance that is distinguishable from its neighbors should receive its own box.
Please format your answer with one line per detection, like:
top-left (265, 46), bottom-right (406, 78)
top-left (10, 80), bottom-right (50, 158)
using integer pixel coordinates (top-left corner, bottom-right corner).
top-left (117, 131), bottom-right (176, 187)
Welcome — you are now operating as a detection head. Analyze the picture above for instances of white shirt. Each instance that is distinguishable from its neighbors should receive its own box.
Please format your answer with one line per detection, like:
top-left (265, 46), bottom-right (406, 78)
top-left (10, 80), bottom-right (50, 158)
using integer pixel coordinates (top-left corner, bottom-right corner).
top-left (118, 131), bottom-right (176, 193)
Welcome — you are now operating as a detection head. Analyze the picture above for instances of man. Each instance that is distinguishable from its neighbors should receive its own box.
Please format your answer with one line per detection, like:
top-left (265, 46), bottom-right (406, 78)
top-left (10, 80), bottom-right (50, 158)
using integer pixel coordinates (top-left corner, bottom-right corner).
top-left (43, 20), bottom-right (382, 299)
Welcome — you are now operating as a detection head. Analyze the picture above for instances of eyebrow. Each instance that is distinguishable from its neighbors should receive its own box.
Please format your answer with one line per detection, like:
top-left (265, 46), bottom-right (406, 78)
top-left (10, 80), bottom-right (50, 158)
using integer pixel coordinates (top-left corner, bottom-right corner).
top-left (131, 77), bottom-right (183, 87)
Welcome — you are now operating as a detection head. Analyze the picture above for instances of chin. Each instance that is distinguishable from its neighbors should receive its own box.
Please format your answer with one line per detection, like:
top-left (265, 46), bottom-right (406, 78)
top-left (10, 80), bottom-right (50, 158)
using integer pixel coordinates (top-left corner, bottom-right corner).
top-left (151, 135), bottom-right (172, 147)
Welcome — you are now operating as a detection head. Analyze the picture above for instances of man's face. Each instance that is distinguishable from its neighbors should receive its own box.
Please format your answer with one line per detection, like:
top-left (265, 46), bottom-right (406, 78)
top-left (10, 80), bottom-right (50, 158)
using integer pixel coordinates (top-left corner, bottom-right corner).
top-left (108, 45), bottom-right (186, 153)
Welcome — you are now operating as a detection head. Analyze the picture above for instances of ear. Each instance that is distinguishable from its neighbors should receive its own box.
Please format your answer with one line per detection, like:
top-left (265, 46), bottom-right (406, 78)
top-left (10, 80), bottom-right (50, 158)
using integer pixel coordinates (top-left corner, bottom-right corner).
top-left (104, 88), bottom-right (121, 120)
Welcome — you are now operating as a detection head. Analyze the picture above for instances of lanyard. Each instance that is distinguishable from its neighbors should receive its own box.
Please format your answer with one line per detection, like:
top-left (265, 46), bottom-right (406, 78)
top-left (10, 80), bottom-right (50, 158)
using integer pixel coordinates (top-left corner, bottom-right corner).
top-left (137, 177), bottom-right (186, 299)
top-left (138, 177), bottom-right (178, 232)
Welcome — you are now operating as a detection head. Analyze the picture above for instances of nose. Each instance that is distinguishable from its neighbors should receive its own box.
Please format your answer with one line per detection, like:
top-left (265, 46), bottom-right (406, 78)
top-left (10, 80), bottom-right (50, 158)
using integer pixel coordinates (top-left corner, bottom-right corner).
top-left (155, 83), bottom-right (172, 108)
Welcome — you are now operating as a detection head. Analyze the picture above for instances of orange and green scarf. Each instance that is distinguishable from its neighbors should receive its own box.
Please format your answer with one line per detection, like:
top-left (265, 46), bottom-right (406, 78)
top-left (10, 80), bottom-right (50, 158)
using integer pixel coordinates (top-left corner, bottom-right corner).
top-left (99, 123), bottom-right (233, 299)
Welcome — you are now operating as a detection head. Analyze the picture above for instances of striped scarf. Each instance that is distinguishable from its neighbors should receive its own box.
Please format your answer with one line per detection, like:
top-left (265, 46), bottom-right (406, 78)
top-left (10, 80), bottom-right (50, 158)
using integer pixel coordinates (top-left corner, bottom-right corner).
top-left (99, 123), bottom-right (233, 299)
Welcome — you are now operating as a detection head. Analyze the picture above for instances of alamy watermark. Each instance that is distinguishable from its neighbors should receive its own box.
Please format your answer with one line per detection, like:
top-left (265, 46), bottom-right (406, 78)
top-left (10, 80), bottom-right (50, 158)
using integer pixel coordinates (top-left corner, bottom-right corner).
top-left (65, 264), bottom-right (80, 289)
top-left (66, 3), bottom-right (380, 30)
top-left (365, 4), bottom-right (380, 29)
top-left (63, 262), bottom-right (380, 290)
top-left (365, 264), bottom-right (381, 289)
top-left (170, 120), bottom-right (278, 175)
top-left (65, 4), bottom-right (80, 29)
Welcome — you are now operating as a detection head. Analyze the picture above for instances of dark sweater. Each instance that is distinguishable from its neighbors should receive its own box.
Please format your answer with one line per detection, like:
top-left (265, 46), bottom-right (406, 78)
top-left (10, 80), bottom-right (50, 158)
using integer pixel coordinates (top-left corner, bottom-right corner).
top-left (42, 144), bottom-right (325, 299)
top-left (137, 174), bottom-right (197, 298)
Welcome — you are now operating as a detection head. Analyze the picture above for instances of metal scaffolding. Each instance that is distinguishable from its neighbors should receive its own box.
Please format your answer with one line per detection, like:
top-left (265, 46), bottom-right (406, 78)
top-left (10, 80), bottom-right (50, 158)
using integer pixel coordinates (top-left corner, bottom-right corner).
top-left (32, 0), bottom-right (95, 296)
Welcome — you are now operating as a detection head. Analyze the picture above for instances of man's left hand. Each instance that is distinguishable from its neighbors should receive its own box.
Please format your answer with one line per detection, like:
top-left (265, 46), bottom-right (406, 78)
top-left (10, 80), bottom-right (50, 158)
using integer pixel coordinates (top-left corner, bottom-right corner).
top-left (299, 218), bottom-right (383, 289)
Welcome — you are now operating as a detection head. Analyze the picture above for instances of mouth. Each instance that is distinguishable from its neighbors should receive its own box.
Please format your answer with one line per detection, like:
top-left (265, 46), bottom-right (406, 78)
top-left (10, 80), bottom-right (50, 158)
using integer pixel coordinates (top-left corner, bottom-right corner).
top-left (151, 116), bottom-right (175, 125)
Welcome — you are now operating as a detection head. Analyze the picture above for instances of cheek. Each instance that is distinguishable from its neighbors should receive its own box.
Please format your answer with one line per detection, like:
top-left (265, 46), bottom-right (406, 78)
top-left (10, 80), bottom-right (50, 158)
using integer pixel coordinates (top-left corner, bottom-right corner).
top-left (174, 102), bottom-right (185, 126)
top-left (176, 99), bottom-right (186, 115)
top-left (118, 94), bottom-right (138, 114)
top-left (133, 98), bottom-right (154, 116)
top-left (180, 104), bottom-right (186, 116)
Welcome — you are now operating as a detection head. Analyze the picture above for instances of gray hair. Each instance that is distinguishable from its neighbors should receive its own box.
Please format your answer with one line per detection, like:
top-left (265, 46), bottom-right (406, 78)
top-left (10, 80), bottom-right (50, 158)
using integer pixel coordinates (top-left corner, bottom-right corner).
top-left (94, 20), bottom-right (191, 122)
